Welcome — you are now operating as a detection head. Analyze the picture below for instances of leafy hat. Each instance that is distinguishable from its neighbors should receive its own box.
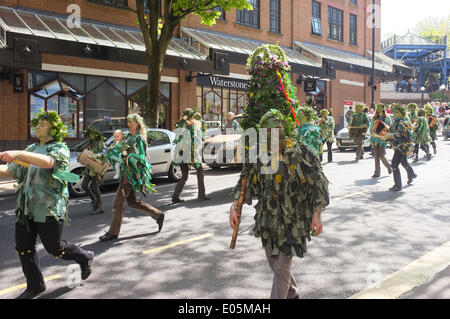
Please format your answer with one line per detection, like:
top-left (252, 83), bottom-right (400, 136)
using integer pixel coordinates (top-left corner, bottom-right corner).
top-left (407, 103), bottom-right (417, 111)
top-left (259, 109), bottom-right (296, 138)
top-left (417, 108), bottom-right (426, 116)
top-left (355, 104), bottom-right (365, 112)
top-left (391, 103), bottom-right (407, 117)
top-left (296, 106), bottom-right (318, 123)
top-left (84, 126), bottom-right (105, 141)
top-left (424, 104), bottom-right (433, 113)
top-left (30, 109), bottom-right (67, 142)
top-left (320, 109), bottom-right (330, 116)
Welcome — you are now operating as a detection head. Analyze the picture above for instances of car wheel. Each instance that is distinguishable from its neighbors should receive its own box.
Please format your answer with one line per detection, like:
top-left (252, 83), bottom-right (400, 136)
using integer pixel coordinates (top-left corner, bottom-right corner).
top-left (208, 164), bottom-right (222, 170)
top-left (168, 163), bottom-right (182, 182)
top-left (68, 168), bottom-right (86, 198)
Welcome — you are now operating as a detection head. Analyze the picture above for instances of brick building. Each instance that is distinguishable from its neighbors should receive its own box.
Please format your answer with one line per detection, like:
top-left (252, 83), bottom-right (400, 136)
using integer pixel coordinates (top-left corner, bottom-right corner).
top-left (0, 0), bottom-right (412, 150)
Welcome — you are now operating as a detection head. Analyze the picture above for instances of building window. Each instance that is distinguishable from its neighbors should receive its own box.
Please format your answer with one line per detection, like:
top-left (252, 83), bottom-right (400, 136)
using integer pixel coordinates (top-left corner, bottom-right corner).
top-left (350, 14), bottom-right (357, 45)
top-left (312, 0), bottom-right (322, 35)
top-left (328, 6), bottom-right (343, 42)
top-left (236, 0), bottom-right (260, 29)
top-left (350, 0), bottom-right (357, 6)
top-left (269, 0), bottom-right (280, 33)
top-left (213, 6), bottom-right (226, 20)
top-left (88, 0), bottom-right (128, 9)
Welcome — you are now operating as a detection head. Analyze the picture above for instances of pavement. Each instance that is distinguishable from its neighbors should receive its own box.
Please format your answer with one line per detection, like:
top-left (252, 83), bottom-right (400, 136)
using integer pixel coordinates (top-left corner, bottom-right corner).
top-left (0, 137), bottom-right (449, 300)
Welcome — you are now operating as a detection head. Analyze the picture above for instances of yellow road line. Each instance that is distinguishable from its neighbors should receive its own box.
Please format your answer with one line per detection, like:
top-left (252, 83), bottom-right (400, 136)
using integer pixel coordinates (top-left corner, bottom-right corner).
top-left (0, 274), bottom-right (62, 296)
top-left (350, 241), bottom-right (450, 299)
top-left (142, 233), bottom-right (214, 255)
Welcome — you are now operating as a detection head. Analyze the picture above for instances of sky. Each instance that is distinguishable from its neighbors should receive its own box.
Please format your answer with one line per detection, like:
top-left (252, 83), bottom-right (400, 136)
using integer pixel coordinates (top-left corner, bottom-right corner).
top-left (381, 0), bottom-right (450, 40)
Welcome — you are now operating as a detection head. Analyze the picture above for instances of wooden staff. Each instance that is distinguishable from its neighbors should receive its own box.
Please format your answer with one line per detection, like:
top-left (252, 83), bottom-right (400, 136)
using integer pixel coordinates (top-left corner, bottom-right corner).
top-left (12, 160), bottom-right (30, 168)
top-left (347, 125), bottom-right (369, 129)
top-left (230, 174), bottom-right (249, 249)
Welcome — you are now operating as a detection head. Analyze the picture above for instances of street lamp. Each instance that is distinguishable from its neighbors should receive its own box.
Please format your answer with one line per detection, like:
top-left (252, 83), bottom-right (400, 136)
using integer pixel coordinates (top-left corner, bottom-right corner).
top-left (440, 84), bottom-right (446, 105)
top-left (420, 86), bottom-right (426, 107)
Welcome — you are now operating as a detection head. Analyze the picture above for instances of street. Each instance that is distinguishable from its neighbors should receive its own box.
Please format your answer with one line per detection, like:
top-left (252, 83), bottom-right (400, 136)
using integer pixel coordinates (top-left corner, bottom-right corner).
top-left (0, 139), bottom-right (449, 299)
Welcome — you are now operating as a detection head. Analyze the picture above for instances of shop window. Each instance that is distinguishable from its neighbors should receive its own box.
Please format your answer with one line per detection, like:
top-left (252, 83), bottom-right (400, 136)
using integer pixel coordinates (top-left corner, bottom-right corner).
top-left (236, 0), bottom-right (260, 29)
top-left (203, 87), bottom-right (222, 121)
top-left (86, 81), bottom-right (126, 130)
top-left (28, 71), bottom-right (57, 89)
top-left (127, 79), bottom-right (147, 96)
top-left (86, 75), bottom-right (106, 92)
top-left (60, 73), bottom-right (85, 92)
top-left (108, 77), bottom-right (126, 95)
top-left (328, 6), bottom-right (343, 42)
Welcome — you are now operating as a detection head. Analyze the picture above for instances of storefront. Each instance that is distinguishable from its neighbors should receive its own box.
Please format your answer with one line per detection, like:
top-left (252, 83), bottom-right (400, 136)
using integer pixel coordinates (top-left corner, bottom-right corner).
top-left (27, 70), bottom-right (170, 139)
top-left (195, 75), bottom-right (248, 127)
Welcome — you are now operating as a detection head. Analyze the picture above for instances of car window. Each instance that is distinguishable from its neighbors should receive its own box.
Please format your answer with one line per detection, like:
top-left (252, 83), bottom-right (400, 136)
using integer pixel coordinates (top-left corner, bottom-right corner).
top-left (147, 131), bottom-right (170, 146)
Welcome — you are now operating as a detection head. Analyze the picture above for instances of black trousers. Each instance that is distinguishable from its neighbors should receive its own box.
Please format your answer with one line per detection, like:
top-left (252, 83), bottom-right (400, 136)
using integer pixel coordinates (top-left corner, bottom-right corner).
top-left (15, 216), bottom-right (91, 291)
top-left (82, 174), bottom-right (102, 209)
top-left (391, 150), bottom-right (415, 189)
top-left (172, 164), bottom-right (205, 200)
top-left (320, 141), bottom-right (333, 162)
top-left (413, 143), bottom-right (429, 157)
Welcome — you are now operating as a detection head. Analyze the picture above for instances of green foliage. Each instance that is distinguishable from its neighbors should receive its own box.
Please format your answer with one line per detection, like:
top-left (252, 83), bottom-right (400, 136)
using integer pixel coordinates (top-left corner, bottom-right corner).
top-left (430, 90), bottom-right (449, 101)
top-left (30, 109), bottom-right (67, 142)
top-left (241, 44), bottom-right (297, 137)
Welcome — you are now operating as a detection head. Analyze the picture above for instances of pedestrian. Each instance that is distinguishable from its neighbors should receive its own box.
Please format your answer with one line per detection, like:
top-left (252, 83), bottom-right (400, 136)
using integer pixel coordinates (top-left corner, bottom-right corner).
top-left (424, 104), bottom-right (440, 154)
top-left (407, 103), bottom-right (418, 124)
top-left (348, 104), bottom-right (369, 161)
top-left (369, 104), bottom-right (392, 178)
top-left (296, 106), bottom-right (323, 158)
top-left (172, 108), bottom-right (210, 204)
top-left (0, 110), bottom-right (94, 299)
top-left (99, 114), bottom-right (164, 242)
top-left (385, 104), bottom-right (417, 191)
top-left (226, 112), bottom-right (241, 131)
top-left (318, 108), bottom-right (335, 163)
top-left (230, 109), bottom-right (329, 299)
top-left (345, 106), bottom-right (354, 125)
top-left (80, 126), bottom-right (106, 215)
top-left (412, 108), bottom-right (432, 162)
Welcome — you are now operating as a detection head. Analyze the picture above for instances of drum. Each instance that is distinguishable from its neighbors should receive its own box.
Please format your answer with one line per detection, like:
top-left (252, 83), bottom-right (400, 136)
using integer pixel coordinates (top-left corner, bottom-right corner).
top-left (78, 149), bottom-right (109, 175)
top-left (372, 119), bottom-right (389, 136)
top-left (429, 117), bottom-right (437, 128)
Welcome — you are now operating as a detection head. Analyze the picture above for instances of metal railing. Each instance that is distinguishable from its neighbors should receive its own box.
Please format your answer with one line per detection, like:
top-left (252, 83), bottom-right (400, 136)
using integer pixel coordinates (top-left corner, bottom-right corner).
top-left (382, 34), bottom-right (447, 50)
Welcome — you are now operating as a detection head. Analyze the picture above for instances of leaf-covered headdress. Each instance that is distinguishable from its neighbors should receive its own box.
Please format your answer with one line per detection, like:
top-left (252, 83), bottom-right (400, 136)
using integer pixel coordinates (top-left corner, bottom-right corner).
top-left (30, 109), bottom-right (67, 142)
top-left (297, 106), bottom-right (318, 123)
top-left (84, 126), bottom-right (105, 141)
top-left (391, 103), bottom-right (407, 117)
top-left (259, 109), bottom-right (296, 138)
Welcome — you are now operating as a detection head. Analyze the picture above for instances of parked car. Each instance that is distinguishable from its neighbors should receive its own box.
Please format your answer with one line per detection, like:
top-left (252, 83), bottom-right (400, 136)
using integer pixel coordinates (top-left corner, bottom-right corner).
top-left (443, 117), bottom-right (450, 140)
top-left (336, 114), bottom-right (393, 151)
top-left (204, 121), bottom-right (222, 139)
top-left (68, 128), bottom-right (182, 197)
top-left (202, 115), bottom-right (245, 169)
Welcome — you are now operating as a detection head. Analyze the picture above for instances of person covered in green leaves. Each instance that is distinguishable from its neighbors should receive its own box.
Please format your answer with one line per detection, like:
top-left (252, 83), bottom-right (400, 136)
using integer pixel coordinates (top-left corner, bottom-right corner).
top-left (424, 104), bottom-right (440, 154)
top-left (296, 106), bottom-right (323, 158)
top-left (0, 110), bottom-right (94, 299)
top-left (229, 44), bottom-right (329, 299)
top-left (407, 103), bottom-right (418, 125)
top-left (369, 103), bottom-right (392, 178)
top-left (172, 108), bottom-right (210, 203)
top-left (412, 108), bottom-right (432, 162)
top-left (348, 104), bottom-right (369, 161)
top-left (318, 108), bottom-right (335, 163)
top-left (385, 104), bottom-right (417, 191)
top-left (80, 126), bottom-right (106, 215)
top-left (99, 113), bottom-right (164, 242)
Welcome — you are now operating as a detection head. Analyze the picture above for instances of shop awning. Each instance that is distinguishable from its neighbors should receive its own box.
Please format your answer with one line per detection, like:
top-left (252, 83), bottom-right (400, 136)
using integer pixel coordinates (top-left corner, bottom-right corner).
top-left (0, 6), bottom-right (212, 72)
top-left (293, 41), bottom-right (413, 79)
top-left (181, 27), bottom-right (329, 77)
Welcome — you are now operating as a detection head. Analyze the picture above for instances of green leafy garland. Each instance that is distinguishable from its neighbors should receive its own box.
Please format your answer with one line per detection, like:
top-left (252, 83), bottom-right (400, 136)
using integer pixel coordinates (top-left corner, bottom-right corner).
top-left (30, 109), bottom-right (67, 142)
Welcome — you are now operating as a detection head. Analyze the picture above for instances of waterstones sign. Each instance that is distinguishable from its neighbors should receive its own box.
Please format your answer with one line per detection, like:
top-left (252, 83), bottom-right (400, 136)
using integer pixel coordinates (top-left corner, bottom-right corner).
top-left (197, 75), bottom-right (248, 90)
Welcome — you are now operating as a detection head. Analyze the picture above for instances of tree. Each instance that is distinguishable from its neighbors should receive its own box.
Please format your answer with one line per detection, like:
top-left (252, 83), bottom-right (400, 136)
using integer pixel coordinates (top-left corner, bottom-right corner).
top-left (413, 14), bottom-right (450, 45)
top-left (130, 0), bottom-right (252, 126)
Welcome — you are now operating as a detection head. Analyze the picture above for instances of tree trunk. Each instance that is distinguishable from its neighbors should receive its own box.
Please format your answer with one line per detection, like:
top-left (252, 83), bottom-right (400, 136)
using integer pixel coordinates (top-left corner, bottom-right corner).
top-left (145, 51), bottom-right (163, 127)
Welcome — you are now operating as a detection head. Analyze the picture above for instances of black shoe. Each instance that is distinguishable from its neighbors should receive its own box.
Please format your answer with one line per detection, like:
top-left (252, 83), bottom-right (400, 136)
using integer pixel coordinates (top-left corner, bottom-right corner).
top-left (371, 174), bottom-right (380, 178)
top-left (91, 206), bottom-right (104, 215)
top-left (389, 185), bottom-right (402, 192)
top-left (80, 251), bottom-right (94, 280)
top-left (412, 157), bottom-right (418, 163)
top-left (197, 196), bottom-right (211, 201)
top-left (171, 198), bottom-right (184, 204)
top-left (426, 153), bottom-right (432, 161)
top-left (388, 167), bottom-right (393, 174)
top-left (407, 174), bottom-right (418, 185)
top-left (16, 285), bottom-right (46, 299)
top-left (99, 233), bottom-right (118, 242)
top-left (157, 213), bottom-right (165, 232)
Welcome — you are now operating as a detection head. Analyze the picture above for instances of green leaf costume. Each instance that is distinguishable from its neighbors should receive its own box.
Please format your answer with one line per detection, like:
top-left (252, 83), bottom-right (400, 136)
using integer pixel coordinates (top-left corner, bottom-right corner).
top-left (412, 116), bottom-right (431, 144)
top-left (296, 123), bottom-right (323, 158)
top-left (82, 127), bottom-right (106, 179)
top-left (7, 141), bottom-right (73, 225)
top-left (369, 114), bottom-right (391, 147)
top-left (348, 110), bottom-right (369, 141)
top-left (318, 115), bottom-right (335, 144)
top-left (121, 133), bottom-right (155, 196)
top-left (389, 118), bottom-right (414, 155)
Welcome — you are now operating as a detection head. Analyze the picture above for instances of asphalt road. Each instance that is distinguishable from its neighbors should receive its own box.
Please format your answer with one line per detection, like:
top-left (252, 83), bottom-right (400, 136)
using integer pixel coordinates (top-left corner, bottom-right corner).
top-left (0, 139), bottom-right (449, 299)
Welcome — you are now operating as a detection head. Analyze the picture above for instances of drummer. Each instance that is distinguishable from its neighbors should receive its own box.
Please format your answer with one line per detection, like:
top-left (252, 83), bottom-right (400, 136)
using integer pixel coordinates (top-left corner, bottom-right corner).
top-left (81, 127), bottom-right (107, 215)
top-left (369, 103), bottom-right (392, 178)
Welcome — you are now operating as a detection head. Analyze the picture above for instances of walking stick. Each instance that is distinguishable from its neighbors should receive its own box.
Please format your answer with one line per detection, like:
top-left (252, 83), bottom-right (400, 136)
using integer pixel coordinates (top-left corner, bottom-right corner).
top-left (230, 174), bottom-right (249, 249)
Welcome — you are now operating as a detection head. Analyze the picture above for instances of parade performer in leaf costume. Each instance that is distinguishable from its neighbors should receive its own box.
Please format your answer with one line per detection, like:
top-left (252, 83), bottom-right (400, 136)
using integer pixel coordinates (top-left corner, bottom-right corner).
top-left (348, 104), bottom-right (369, 161)
top-left (229, 44), bottom-right (329, 299)
top-left (318, 108), bottom-right (335, 163)
top-left (412, 108), bottom-right (432, 162)
top-left (385, 104), bottom-right (417, 191)
top-left (407, 103), bottom-right (418, 124)
top-left (99, 114), bottom-right (164, 242)
top-left (0, 110), bottom-right (94, 299)
top-left (424, 104), bottom-right (439, 155)
top-left (296, 106), bottom-right (323, 158)
top-left (81, 126), bottom-right (107, 215)
top-left (369, 103), bottom-right (392, 178)
top-left (172, 108), bottom-right (210, 203)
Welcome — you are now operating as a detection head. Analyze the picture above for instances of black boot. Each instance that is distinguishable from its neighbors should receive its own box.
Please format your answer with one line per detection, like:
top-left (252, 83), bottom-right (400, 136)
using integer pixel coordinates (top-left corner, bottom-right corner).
top-left (16, 284), bottom-right (46, 299)
top-left (157, 213), bottom-right (165, 232)
top-left (80, 251), bottom-right (94, 280)
top-left (99, 232), bottom-right (118, 242)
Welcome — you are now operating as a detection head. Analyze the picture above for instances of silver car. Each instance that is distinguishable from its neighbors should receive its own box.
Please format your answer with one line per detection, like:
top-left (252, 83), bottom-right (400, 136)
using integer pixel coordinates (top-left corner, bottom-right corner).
top-left (68, 128), bottom-right (182, 197)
